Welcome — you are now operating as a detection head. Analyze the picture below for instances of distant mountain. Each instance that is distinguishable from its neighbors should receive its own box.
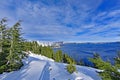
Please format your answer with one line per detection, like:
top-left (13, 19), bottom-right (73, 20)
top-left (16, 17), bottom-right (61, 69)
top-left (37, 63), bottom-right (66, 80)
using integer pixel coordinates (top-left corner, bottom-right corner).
top-left (37, 41), bottom-right (63, 48)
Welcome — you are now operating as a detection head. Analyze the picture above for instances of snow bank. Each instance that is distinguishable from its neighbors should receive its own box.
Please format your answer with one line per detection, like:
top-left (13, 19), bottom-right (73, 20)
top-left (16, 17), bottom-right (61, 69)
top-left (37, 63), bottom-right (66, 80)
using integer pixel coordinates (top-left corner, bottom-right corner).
top-left (49, 62), bottom-right (101, 80)
top-left (0, 55), bottom-right (47, 80)
top-left (29, 51), bottom-right (54, 62)
top-left (0, 53), bottom-right (101, 80)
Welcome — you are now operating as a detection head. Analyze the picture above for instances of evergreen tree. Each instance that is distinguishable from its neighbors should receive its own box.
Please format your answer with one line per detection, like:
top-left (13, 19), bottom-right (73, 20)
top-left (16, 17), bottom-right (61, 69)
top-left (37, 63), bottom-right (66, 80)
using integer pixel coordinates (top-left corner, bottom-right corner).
top-left (46, 47), bottom-right (54, 58)
top-left (114, 51), bottom-right (120, 68)
top-left (66, 63), bottom-right (76, 74)
top-left (90, 54), bottom-right (120, 80)
top-left (22, 41), bottom-right (33, 52)
top-left (0, 18), bottom-right (25, 73)
top-left (77, 59), bottom-right (84, 66)
top-left (0, 18), bottom-right (8, 66)
top-left (54, 50), bottom-right (63, 62)
top-left (93, 52), bottom-right (100, 59)
top-left (7, 21), bottom-right (23, 71)
top-left (31, 41), bottom-right (40, 54)
top-left (63, 54), bottom-right (76, 64)
top-left (63, 54), bottom-right (68, 63)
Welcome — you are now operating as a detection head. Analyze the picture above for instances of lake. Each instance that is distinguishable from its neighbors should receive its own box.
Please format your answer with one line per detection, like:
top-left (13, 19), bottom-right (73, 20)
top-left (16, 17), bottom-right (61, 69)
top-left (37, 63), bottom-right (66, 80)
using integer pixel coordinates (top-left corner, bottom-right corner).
top-left (54, 42), bottom-right (120, 65)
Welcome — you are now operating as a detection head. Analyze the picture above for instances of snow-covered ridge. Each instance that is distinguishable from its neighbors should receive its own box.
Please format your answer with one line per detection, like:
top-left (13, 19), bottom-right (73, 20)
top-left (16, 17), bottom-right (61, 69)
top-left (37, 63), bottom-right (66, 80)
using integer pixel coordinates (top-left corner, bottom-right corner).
top-left (37, 41), bottom-right (63, 48)
top-left (0, 52), bottom-right (101, 80)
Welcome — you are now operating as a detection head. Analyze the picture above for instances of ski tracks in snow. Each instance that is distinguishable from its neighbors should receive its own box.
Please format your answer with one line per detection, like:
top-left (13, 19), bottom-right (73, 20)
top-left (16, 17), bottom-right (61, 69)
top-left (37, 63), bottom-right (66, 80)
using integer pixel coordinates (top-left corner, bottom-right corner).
top-left (39, 61), bottom-right (51, 80)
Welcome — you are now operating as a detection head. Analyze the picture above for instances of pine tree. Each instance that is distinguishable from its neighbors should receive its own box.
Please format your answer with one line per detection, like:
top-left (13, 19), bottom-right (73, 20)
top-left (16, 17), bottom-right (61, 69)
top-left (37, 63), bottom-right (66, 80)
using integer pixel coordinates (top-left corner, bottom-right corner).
top-left (78, 59), bottom-right (84, 66)
top-left (63, 54), bottom-right (68, 63)
top-left (22, 41), bottom-right (33, 52)
top-left (114, 51), bottom-right (120, 68)
top-left (66, 63), bottom-right (76, 74)
top-left (0, 18), bottom-right (8, 66)
top-left (7, 21), bottom-right (23, 71)
top-left (54, 50), bottom-right (63, 62)
top-left (63, 54), bottom-right (76, 64)
top-left (93, 52), bottom-right (100, 59)
top-left (90, 54), bottom-right (120, 80)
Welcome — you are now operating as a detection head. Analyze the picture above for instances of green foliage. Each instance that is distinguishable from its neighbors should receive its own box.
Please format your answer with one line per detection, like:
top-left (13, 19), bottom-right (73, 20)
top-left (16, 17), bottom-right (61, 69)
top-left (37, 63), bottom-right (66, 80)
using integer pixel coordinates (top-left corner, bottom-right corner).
top-left (65, 53), bottom-right (76, 74)
top-left (90, 57), bottom-right (111, 69)
top-left (0, 65), bottom-right (7, 74)
top-left (63, 54), bottom-right (76, 64)
top-left (31, 41), bottom-right (40, 54)
top-left (0, 52), bottom-right (7, 66)
top-left (7, 62), bottom-right (23, 72)
top-left (42, 46), bottom-right (54, 59)
top-left (90, 53), bottom-right (120, 80)
top-left (100, 70), bottom-right (120, 80)
top-left (22, 41), bottom-right (33, 51)
top-left (7, 21), bottom-right (24, 68)
top-left (0, 18), bottom-right (9, 67)
top-left (114, 51), bottom-right (120, 68)
top-left (66, 64), bottom-right (76, 74)
top-left (23, 41), bottom-right (54, 59)
top-left (77, 59), bottom-right (85, 66)
top-left (0, 18), bottom-right (25, 74)
top-left (22, 41), bottom-right (76, 65)
top-left (54, 50), bottom-right (63, 62)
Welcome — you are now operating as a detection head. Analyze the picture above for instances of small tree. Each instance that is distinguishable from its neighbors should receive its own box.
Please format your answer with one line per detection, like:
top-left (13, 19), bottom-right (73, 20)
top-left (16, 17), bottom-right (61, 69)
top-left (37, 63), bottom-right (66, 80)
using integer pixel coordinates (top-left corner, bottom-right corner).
top-left (78, 59), bottom-right (84, 66)
top-left (54, 50), bottom-right (63, 62)
top-left (63, 54), bottom-right (76, 64)
top-left (114, 51), bottom-right (120, 68)
top-left (66, 63), bottom-right (76, 74)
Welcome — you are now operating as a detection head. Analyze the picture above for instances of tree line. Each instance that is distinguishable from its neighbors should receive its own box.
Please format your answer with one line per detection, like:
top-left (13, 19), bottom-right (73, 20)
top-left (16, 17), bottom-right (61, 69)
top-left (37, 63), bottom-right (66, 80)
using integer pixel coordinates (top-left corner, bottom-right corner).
top-left (22, 41), bottom-right (76, 74)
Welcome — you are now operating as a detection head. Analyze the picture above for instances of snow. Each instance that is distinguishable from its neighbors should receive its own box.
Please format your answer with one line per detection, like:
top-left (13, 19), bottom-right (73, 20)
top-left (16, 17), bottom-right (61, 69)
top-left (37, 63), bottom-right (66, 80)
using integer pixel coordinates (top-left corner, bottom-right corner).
top-left (29, 52), bottom-right (54, 62)
top-left (0, 56), bottom-right (46, 80)
top-left (49, 62), bottom-right (101, 80)
top-left (118, 69), bottom-right (120, 72)
top-left (75, 77), bottom-right (83, 80)
top-left (0, 52), bottom-right (101, 80)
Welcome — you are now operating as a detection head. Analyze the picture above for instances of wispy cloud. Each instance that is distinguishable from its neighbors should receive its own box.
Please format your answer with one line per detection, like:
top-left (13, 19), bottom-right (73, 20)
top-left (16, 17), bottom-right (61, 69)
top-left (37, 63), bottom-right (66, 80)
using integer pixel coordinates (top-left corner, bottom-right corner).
top-left (0, 0), bottom-right (120, 42)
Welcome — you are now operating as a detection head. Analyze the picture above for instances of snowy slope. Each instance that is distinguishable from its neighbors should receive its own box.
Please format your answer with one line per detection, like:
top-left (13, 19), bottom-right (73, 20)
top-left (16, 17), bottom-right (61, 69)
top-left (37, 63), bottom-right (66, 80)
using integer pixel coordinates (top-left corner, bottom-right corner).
top-left (49, 62), bottom-right (101, 80)
top-left (0, 52), bottom-right (101, 80)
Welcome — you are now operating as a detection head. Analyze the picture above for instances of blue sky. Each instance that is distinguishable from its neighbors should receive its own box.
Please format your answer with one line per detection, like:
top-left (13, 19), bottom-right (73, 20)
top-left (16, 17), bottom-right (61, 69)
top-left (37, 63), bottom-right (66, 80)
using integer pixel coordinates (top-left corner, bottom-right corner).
top-left (0, 0), bottom-right (120, 42)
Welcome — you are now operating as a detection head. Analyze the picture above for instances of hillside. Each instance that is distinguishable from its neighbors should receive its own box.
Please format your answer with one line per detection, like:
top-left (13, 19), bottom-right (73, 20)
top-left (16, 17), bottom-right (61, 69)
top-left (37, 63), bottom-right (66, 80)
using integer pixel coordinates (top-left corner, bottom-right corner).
top-left (0, 52), bottom-right (101, 80)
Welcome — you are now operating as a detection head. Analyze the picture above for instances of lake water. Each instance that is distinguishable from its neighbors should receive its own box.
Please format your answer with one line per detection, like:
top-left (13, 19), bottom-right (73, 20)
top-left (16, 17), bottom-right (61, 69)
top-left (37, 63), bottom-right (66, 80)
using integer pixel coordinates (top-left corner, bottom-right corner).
top-left (54, 42), bottom-right (120, 65)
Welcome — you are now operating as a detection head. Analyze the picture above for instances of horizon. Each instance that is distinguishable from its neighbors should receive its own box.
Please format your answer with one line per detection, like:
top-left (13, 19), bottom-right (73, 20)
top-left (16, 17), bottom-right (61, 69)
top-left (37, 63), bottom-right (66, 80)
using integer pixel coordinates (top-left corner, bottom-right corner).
top-left (36, 40), bottom-right (120, 43)
top-left (0, 0), bottom-right (120, 42)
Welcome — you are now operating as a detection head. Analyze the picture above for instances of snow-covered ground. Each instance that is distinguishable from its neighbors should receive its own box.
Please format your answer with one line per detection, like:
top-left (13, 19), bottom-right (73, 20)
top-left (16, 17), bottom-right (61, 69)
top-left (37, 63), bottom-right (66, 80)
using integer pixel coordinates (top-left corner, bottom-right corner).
top-left (0, 52), bottom-right (101, 80)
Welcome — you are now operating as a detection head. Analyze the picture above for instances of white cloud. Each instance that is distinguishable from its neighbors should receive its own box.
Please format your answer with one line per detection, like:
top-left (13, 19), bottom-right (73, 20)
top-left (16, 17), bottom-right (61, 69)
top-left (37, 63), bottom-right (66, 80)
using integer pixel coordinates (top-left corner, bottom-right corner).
top-left (0, 0), bottom-right (120, 42)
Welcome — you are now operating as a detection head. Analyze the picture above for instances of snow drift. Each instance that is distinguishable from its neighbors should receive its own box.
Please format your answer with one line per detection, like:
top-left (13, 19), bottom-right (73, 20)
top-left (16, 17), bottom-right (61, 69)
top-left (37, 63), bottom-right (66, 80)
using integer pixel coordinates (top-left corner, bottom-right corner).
top-left (0, 52), bottom-right (101, 80)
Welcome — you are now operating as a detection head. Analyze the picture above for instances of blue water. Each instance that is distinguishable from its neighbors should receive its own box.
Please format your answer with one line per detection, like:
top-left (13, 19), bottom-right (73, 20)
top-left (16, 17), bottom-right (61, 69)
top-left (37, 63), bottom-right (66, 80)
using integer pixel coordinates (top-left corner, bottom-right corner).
top-left (54, 42), bottom-right (120, 65)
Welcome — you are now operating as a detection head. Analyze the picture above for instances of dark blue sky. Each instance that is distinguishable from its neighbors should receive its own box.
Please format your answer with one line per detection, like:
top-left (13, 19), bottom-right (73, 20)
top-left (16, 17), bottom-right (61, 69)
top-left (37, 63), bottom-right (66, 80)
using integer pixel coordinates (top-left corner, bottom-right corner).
top-left (0, 0), bottom-right (120, 42)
